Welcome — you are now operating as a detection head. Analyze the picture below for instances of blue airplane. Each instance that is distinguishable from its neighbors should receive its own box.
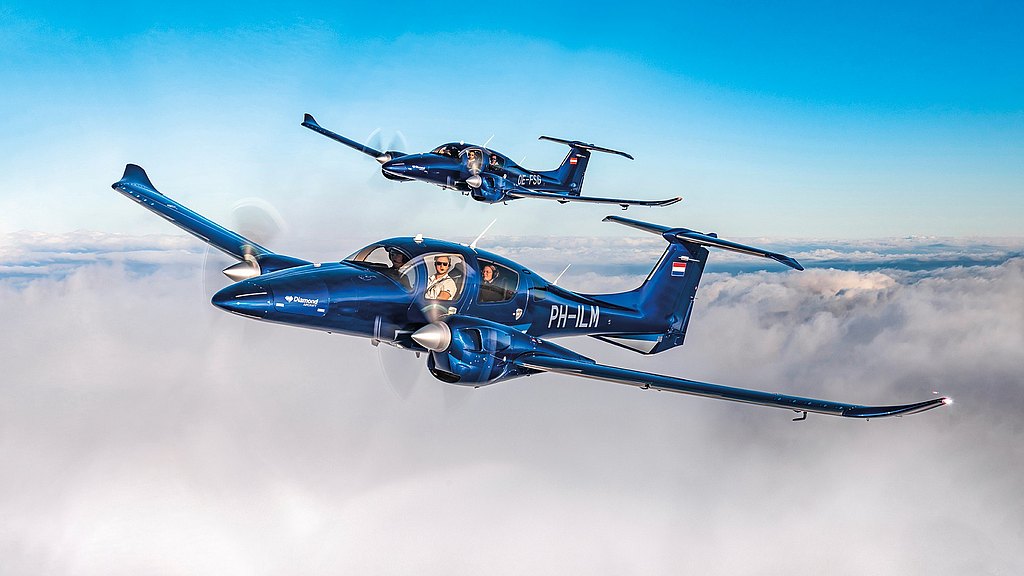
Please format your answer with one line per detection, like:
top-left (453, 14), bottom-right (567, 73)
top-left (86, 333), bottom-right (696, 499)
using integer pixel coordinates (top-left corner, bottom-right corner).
top-left (112, 164), bottom-right (950, 419)
top-left (302, 114), bottom-right (682, 209)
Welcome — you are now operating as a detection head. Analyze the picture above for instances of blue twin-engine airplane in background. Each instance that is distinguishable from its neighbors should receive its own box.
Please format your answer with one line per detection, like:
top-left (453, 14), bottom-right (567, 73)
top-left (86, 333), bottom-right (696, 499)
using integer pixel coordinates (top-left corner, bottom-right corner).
top-left (302, 114), bottom-right (682, 209)
top-left (112, 164), bottom-right (950, 420)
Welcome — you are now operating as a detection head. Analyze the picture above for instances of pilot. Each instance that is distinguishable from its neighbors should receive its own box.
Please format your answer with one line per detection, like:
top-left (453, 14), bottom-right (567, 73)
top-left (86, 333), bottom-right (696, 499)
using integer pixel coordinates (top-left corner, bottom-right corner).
top-left (385, 248), bottom-right (408, 279)
top-left (467, 150), bottom-right (481, 172)
top-left (489, 153), bottom-right (500, 168)
top-left (425, 255), bottom-right (457, 300)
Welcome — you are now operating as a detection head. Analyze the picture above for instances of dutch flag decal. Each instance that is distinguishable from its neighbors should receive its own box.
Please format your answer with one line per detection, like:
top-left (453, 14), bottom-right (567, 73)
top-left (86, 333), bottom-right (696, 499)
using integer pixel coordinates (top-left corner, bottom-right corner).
top-left (671, 261), bottom-right (687, 277)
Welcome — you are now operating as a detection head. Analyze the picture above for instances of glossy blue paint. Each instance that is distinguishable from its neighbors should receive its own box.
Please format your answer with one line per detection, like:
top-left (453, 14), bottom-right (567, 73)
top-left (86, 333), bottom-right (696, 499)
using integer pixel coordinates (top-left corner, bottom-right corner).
top-left (302, 114), bottom-right (681, 208)
top-left (112, 164), bottom-right (950, 419)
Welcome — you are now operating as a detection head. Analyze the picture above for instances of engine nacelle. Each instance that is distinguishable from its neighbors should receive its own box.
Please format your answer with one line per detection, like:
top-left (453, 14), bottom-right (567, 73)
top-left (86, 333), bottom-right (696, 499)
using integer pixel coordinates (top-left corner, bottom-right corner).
top-left (413, 315), bottom-right (591, 386)
top-left (467, 174), bottom-right (507, 204)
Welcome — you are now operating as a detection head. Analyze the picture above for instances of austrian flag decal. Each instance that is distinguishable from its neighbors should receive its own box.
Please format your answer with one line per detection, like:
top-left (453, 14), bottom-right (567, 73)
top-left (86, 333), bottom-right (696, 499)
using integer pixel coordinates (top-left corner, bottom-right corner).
top-left (671, 261), bottom-right (687, 276)
top-left (569, 156), bottom-right (579, 165)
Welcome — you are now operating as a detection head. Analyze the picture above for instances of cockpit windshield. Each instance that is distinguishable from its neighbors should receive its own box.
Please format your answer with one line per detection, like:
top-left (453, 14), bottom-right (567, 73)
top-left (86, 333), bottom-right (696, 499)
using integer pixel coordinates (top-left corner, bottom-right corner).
top-left (431, 143), bottom-right (465, 159)
top-left (344, 244), bottom-right (416, 291)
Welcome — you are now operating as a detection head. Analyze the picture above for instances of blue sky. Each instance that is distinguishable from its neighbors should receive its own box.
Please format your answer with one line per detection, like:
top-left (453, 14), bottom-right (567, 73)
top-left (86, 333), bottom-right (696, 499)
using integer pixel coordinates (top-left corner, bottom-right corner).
top-left (1, 2), bottom-right (1021, 240)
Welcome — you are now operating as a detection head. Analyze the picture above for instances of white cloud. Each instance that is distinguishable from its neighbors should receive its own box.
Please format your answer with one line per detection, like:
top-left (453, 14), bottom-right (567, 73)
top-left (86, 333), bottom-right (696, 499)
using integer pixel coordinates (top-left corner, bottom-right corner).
top-left (0, 236), bottom-right (1022, 574)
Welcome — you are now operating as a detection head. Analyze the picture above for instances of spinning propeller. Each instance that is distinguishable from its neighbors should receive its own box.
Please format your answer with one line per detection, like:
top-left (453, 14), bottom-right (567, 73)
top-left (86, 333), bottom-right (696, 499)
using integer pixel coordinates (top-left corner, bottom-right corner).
top-left (365, 128), bottom-right (409, 165)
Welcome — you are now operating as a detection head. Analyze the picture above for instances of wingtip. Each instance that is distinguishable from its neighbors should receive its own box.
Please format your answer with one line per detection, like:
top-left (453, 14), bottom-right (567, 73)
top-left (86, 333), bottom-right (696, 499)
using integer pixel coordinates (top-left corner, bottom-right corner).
top-left (770, 253), bottom-right (804, 271)
top-left (842, 396), bottom-right (951, 418)
top-left (113, 163), bottom-right (157, 192)
top-left (302, 113), bottom-right (318, 127)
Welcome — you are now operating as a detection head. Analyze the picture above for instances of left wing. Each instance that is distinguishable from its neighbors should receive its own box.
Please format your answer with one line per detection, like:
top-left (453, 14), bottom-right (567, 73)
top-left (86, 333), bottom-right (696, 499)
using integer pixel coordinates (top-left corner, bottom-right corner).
top-left (112, 164), bottom-right (274, 262)
top-left (507, 187), bottom-right (682, 208)
top-left (514, 354), bottom-right (950, 419)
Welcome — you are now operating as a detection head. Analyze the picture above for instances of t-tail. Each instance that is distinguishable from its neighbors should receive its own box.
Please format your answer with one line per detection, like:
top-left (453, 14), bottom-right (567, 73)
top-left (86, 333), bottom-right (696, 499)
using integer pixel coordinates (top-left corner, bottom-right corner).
top-left (537, 136), bottom-right (633, 195)
top-left (590, 215), bottom-right (803, 355)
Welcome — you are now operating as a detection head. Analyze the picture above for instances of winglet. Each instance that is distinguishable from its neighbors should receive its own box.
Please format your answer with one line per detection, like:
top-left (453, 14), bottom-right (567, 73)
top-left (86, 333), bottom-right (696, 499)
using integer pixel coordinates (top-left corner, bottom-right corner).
top-left (114, 164), bottom-right (159, 195)
top-left (301, 113), bottom-right (320, 128)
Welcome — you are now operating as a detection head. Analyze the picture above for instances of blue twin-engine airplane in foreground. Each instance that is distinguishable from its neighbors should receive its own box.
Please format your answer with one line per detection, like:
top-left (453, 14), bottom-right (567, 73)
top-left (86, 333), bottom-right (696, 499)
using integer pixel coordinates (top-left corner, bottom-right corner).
top-left (113, 164), bottom-right (950, 419)
top-left (302, 114), bottom-right (682, 209)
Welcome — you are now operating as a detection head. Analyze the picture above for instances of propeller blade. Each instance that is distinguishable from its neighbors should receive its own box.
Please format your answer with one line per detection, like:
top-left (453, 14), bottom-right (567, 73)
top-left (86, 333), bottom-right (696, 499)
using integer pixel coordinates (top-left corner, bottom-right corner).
top-left (390, 130), bottom-right (408, 157)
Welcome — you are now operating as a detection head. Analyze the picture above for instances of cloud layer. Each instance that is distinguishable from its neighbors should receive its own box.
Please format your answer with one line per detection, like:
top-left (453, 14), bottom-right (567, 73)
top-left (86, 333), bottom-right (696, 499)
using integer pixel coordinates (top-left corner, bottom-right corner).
top-left (1, 235), bottom-right (1022, 575)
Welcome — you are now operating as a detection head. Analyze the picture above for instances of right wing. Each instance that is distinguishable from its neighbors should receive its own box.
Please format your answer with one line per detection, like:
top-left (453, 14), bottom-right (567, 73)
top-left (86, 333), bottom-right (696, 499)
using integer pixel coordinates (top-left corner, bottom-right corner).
top-left (111, 164), bottom-right (274, 262)
top-left (507, 187), bottom-right (682, 208)
top-left (515, 354), bottom-right (950, 419)
top-left (301, 113), bottom-right (387, 160)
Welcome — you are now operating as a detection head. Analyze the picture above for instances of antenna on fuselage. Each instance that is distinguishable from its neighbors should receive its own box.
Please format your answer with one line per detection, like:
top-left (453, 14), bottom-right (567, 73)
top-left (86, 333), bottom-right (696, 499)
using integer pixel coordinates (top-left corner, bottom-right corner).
top-left (469, 219), bottom-right (497, 250)
top-left (482, 134), bottom-right (495, 148)
top-left (553, 263), bottom-right (572, 285)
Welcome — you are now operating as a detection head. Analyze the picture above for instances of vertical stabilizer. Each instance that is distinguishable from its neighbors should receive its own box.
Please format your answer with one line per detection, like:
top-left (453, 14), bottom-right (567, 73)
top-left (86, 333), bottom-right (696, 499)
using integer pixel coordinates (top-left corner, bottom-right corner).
top-left (591, 216), bottom-right (802, 354)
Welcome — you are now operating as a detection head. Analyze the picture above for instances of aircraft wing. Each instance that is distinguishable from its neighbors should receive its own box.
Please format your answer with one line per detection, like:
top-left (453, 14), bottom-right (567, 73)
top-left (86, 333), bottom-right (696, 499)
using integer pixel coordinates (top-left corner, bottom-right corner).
top-left (112, 164), bottom-right (274, 262)
top-left (514, 354), bottom-right (950, 419)
top-left (507, 187), bottom-right (682, 208)
top-left (301, 113), bottom-right (386, 159)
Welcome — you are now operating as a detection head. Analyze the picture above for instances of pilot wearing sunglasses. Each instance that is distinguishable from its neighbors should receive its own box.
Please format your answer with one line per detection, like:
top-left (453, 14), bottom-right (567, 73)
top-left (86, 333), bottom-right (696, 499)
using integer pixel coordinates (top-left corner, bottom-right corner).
top-left (425, 255), bottom-right (457, 300)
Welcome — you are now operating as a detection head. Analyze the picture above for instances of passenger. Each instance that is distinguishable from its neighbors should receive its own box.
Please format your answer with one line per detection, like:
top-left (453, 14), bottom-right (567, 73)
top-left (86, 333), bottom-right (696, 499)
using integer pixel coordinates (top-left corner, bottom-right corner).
top-left (489, 153), bottom-right (500, 168)
top-left (481, 264), bottom-right (497, 283)
top-left (479, 263), bottom-right (503, 302)
top-left (425, 255), bottom-right (457, 300)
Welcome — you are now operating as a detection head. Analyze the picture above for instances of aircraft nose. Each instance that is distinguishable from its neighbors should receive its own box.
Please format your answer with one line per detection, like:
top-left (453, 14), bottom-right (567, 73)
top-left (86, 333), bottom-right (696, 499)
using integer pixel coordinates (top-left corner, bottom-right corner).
top-left (382, 159), bottom-right (411, 177)
top-left (212, 282), bottom-right (273, 318)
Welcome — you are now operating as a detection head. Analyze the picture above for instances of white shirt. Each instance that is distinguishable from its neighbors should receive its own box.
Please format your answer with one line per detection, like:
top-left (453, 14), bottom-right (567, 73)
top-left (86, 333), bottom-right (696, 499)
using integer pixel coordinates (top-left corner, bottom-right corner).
top-left (425, 273), bottom-right (457, 300)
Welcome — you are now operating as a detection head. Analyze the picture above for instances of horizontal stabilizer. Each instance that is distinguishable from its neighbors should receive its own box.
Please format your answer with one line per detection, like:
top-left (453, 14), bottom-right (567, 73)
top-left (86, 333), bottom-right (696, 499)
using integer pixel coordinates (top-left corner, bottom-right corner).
top-left (604, 215), bottom-right (803, 270)
top-left (112, 164), bottom-right (277, 263)
top-left (539, 136), bottom-right (634, 160)
top-left (515, 354), bottom-right (951, 419)
top-left (509, 188), bottom-right (681, 208)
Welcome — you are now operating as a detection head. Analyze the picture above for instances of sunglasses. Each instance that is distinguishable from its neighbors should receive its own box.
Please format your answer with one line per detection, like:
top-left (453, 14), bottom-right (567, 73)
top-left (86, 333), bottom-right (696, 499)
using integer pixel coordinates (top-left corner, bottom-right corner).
top-left (435, 261), bottom-right (450, 267)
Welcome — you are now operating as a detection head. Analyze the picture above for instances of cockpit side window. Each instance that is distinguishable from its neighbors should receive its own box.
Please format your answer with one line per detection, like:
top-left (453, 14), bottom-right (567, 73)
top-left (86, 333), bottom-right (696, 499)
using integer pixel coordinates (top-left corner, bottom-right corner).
top-left (488, 152), bottom-right (504, 169)
top-left (477, 260), bottom-right (518, 303)
top-left (463, 148), bottom-right (484, 173)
